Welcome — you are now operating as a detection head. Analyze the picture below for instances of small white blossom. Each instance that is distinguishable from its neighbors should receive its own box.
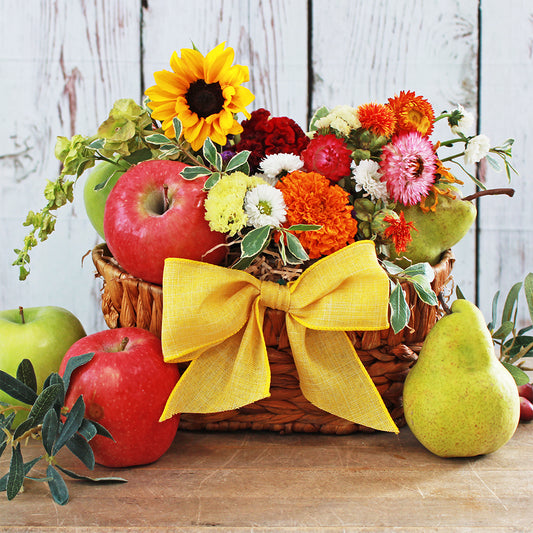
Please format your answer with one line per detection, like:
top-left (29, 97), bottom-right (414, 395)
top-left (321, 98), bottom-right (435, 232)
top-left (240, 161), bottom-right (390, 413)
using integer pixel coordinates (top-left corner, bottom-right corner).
top-left (352, 159), bottom-right (389, 202)
top-left (330, 117), bottom-right (351, 136)
top-left (244, 184), bottom-right (287, 228)
top-left (450, 104), bottom-right (475, 135)
top-left (464, 134), bottom-right (491, 165)
top-left (258, 153), bottom-right (304, 184)
top-left (314, 105), bottom-right (361, 136)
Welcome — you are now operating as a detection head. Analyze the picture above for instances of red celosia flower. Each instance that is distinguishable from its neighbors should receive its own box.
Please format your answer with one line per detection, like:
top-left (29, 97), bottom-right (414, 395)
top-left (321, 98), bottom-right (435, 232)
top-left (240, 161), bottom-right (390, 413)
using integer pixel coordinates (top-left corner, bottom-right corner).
top-left (234, 108), bottom-right (309, 171)
top-left (276, 170), bottom-right (358, 258)
top-left (388, 91), bottom-right (435, 137)
top-left (383, 212), bottom-right (417, 253)
top-left (357, 102), bottom-right (397, 137)
top-left (301, 134), bottom-right (352, 182)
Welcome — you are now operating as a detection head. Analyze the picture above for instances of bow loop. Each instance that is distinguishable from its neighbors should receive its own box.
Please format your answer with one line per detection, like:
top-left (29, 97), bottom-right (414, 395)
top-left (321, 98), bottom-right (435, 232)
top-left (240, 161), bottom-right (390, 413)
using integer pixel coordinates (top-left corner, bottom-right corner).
top-left (260, 280), bottom-right (291, 312)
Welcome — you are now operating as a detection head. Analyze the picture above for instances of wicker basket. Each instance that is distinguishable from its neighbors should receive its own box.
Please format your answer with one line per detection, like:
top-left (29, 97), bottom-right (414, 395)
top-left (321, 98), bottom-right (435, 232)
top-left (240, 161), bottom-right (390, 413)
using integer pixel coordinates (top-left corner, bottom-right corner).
top-left (91, 243), bottom-right (455, 434)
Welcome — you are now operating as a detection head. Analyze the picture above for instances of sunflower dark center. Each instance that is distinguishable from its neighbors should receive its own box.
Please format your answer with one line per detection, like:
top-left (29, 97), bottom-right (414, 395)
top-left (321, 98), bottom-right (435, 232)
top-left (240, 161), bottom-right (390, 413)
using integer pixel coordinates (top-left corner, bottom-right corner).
top-left (186, 79), bottom-right (225, 118)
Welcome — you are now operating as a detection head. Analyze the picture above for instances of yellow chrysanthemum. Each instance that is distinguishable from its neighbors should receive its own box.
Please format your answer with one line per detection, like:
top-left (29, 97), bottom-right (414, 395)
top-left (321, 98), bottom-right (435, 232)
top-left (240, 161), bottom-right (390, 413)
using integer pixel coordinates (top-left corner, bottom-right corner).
top-left (204, 172), bottom-right (266, 236)
top-left (145, 43), bottom-right (255, 151)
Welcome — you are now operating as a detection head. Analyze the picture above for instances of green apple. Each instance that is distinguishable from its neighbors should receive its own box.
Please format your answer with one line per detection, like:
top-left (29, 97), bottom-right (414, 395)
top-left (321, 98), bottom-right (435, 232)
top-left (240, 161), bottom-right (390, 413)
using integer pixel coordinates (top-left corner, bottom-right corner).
top-left (0, 306), bottom-right (86, 426)
top-left (83, 161), bottom-right (126, 239)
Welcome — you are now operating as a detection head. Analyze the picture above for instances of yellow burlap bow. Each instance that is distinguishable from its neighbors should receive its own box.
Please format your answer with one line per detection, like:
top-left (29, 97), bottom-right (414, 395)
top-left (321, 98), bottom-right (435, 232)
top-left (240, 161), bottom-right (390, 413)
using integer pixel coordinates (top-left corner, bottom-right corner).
top-left (160, 240), bottom-right (398, 433)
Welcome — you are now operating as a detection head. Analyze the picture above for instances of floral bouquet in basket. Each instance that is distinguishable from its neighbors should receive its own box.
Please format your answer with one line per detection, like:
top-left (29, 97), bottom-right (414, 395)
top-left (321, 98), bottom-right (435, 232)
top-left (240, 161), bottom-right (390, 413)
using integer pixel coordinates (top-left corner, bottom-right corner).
top-left (14, 42), bottom-right (517, 433)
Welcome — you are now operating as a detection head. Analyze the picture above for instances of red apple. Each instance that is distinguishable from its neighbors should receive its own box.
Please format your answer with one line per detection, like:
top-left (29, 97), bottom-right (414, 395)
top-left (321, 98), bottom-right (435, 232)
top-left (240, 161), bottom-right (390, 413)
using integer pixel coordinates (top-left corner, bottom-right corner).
top-left (103, 159), bottom-right (227, 284)
top-left (519, 396), bottom-right (533, 422)
top-left (59, 327), bottom-right (180, 467)
top-left (517, 382), bottom-right (533, 402)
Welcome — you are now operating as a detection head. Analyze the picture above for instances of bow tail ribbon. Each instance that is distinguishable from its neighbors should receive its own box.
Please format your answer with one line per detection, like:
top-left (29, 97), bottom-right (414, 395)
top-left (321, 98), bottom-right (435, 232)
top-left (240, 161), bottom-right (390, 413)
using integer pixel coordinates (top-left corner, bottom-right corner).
top-left (286, 316), bottom-right (398, 432)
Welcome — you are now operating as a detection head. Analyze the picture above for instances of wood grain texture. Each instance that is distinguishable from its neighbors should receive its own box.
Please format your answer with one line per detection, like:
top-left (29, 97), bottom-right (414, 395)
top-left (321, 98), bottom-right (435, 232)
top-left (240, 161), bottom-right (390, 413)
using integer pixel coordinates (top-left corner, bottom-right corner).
top-left (0, 424), bottom-right (531, 530)
top-left (0, 0), bottom-right (530, 333)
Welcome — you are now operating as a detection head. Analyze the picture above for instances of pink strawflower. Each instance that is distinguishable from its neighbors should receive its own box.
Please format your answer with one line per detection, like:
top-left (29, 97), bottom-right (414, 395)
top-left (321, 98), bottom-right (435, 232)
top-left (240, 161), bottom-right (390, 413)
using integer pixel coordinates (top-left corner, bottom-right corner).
top-left (301, 133), bottom-right (353, 182)
top-left (379, 131), bottom-right (437, 205)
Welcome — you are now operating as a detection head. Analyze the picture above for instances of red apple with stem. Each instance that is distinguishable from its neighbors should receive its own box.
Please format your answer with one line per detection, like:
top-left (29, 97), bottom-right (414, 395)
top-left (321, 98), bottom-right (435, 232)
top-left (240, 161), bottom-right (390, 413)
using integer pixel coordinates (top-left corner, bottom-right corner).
top-left (59, 327), bottom-right (180, 468)
top-left (103, 159), bottom-right (227, 284)
top-left (517, 382), bottom-right (533, 402)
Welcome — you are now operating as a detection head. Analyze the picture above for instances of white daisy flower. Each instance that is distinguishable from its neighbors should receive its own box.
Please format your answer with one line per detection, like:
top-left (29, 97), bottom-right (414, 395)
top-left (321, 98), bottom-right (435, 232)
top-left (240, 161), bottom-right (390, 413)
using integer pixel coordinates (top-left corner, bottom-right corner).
top-left (244, 183), bottom-right (287, 228)
top-left (258, 153), bottom-right (304, 184)
top-left (464, 134), bottom-right (491, 165)
top-left (450, 104), bottom-right (475, 135)
top-left (352, 159), bottom-right (389, 202)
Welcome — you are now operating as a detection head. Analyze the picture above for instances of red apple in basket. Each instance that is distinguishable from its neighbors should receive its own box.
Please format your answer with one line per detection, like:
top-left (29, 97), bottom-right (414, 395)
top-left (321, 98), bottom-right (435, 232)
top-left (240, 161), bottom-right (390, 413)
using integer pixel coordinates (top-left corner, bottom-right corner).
top-left (59, 327), bottom-right (180, 468)
top-left (103, 159), bottom-right (227, 284)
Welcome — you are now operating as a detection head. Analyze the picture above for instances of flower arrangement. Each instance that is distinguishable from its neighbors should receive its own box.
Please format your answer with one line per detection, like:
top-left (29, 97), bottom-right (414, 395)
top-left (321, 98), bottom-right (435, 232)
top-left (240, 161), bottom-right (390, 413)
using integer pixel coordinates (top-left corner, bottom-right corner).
top-left (15, 42), bottom-right (516, 334)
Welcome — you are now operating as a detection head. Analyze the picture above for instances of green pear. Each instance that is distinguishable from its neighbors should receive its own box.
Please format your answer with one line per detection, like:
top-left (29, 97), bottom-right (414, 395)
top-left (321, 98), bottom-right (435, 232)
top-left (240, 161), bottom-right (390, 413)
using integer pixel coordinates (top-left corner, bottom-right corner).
top-left (403, 299), bottom-right (520, 457)
top-left (390, 186), bottom-right (476, 266)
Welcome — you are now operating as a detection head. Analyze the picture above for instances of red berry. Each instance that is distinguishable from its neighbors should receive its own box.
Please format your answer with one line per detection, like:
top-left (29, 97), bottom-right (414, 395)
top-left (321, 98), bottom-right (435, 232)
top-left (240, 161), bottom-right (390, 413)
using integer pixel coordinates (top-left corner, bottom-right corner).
top-left (519, 396), bottom-right (533, 422)
top-left (517, 382), bottom-right (533, 402)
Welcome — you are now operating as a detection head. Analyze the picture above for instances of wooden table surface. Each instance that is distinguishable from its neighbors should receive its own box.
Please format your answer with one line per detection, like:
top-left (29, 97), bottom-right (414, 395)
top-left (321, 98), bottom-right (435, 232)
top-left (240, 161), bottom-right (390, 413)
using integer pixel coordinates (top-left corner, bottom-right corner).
top-left (0, 421), bottom-right (531, 532)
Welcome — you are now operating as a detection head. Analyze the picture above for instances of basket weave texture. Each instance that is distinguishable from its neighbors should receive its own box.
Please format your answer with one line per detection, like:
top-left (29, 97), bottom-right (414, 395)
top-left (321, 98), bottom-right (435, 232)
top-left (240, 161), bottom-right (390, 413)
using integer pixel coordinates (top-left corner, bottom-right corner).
top-left (91, 244), bottom-right (454, 434)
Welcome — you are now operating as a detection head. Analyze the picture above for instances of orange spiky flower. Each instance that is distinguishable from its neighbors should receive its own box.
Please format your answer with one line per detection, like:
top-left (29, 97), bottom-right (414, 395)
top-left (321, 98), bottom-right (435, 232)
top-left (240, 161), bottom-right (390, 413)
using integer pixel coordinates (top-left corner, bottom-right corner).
top-left (388, 91), bottom-right (435, 137)
top-left (383, 211), bottom-right (417, 253)
top-left (356, 102), bottom-right (397, 137)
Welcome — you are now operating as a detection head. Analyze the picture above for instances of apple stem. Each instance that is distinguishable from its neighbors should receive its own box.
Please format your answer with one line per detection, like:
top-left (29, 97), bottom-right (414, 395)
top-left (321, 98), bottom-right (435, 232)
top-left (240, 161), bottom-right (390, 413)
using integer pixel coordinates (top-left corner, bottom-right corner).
top-left (19, 306), bottom-right (25, 324)
top-left (463, 187), bottom-right (515, 202)
top-left (119, 337), bottom-right (130, 351)
top-left (163, 184), bottom-right (169, 212)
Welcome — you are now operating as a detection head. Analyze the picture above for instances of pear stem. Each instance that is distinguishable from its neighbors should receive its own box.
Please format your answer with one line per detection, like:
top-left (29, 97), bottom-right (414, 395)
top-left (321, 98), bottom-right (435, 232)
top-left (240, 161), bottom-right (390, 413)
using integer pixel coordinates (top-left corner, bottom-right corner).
top-left (463, 188), bottom-right (515, 202)
top-left (19, 306), bottom-right (25, 324)
top-left (437, 292), bottom-right (452, 315)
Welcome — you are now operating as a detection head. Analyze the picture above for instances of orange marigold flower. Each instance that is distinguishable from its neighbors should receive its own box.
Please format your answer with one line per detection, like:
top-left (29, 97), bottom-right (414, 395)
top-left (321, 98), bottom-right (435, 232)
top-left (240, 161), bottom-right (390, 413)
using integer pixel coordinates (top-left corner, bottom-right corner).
top-left (388, 91), bottom-right (435, 137)
top-left (357, 102), bottom-right (397, 137)
top-left (277, 171), bottom-right (358, 259)
top-left (383, 211), bottom-right (416, 253)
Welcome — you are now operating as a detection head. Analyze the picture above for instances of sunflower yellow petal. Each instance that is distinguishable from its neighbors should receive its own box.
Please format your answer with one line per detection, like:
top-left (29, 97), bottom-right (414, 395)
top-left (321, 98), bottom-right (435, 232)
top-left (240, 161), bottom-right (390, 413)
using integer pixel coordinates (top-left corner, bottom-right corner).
top-left (204, 44), bottom-right (234, 84)
top-left (153, 69), bottom-right (188, 94)
top-left (180, 48), bottom-right (205, 79)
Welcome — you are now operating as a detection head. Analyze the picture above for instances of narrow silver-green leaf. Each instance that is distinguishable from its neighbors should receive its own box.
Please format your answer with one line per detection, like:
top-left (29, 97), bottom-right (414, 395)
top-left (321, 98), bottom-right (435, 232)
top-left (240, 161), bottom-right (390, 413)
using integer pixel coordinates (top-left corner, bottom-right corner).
top-left (28, 383), bottom-right (63, 425)
top-left (309, 105), bottom-right (329, 131)
top-left (285, 232), bottom-right (309, 262)
top-left (145, 133), bottom-right (173, 145)
top-left (489, 290), bottom-right (500, 331)
top-left (87, 138), bottom-right (105, 150)
top-left (403, 262), bottom-right (435, 282)
top-left (241, 225), bottom-right (271, 258)
top-left (492, 320), bottom-right (514, 340)
top-left (203, 137), bottom-right (222, 170)
top-left (524, 273), bottom-right (533, 324)
top-left (65, 433), bottom-right (95, 470)
top-left (389, 282), bottom-right (410, 334)
top-left (381, 260), bottom-right (404, 276)
top-left (77, 419), bottom-right (97, 442)
top-left (287, 224), bottom-right (322, 232)
top-left (0, 370), bottom-right (38, 405)
top-left (409, 275), bottom-right (438, 306)
top-left (225, 150), bottom-right (250, 173)
top-left (204, 172), bottom-right (221, 190)
top-left (502, 281), bottom-right (522, 324)
top-left (180, 166), bottom-right (210, 180)
top-left (455, 285), bottom-right (466, 300)
top-left (16, 359), bottom-right (37, 393)
top-left (46, 465), bottom-right (69, 505)
top-left (7, 444), bottom-right (24, 500)
top-left (172, 117), bottom-right (182, 142)
top-left (53, 395), bottom-right (86, 454)
top-left (62, 352), bottom-right (94, 393)
top-left (89, 419), bottom-right (115, 441)
top-left (42, 409), bottom-right (59, 456)
top-left (12, 416), bottom-right (36, 440)
top-left (501, 361), bottom-right (530, 386)
top-left (55, 464), bottom-right (127, 484)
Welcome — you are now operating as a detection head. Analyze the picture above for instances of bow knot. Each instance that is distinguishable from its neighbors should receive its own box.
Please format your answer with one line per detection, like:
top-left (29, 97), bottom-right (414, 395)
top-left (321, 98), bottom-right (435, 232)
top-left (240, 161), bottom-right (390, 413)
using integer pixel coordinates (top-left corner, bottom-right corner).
top-left (160, 240), bottom-right (399, 433)
top-left (260, 280), bottom-right (291, 312)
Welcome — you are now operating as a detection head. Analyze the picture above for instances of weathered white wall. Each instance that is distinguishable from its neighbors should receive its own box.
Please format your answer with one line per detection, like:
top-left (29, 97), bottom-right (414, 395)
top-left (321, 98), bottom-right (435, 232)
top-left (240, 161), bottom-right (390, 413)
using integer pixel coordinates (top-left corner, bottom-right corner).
top-left (0, 0), bottom-right (531, 334)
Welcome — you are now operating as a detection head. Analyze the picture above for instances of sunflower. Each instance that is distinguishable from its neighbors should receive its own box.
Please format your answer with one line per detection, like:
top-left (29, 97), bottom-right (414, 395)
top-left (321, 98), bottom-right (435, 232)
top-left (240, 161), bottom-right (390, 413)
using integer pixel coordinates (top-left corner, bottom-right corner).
top-left (145, 43), bottom-right (255, 151)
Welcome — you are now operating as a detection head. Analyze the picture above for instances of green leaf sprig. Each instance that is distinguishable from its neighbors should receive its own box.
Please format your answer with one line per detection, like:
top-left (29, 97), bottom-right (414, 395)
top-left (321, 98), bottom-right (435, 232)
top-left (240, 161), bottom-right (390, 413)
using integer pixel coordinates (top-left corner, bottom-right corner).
top-left (484, 273), bottom-right (533, 384)
top-left (381, 261), bottom-right (438, 333)
top-left (0, 355), bottom-right (126, 505)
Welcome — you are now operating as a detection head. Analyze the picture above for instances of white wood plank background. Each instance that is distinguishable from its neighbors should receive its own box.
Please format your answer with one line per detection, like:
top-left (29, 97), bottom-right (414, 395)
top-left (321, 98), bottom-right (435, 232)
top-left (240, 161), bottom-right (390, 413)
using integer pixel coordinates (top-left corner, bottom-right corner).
top-left (0, 0), bottom-right (531, 334)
